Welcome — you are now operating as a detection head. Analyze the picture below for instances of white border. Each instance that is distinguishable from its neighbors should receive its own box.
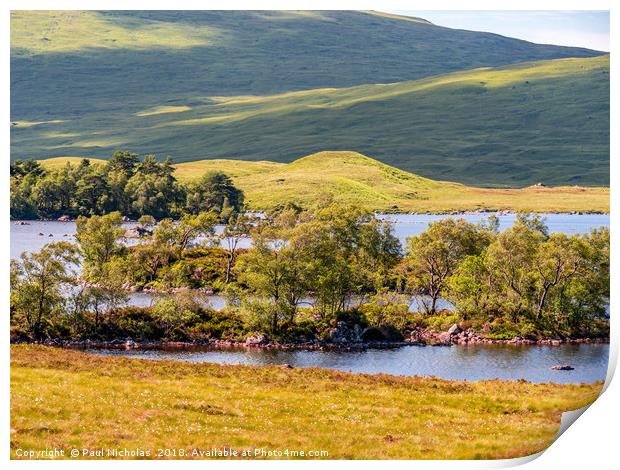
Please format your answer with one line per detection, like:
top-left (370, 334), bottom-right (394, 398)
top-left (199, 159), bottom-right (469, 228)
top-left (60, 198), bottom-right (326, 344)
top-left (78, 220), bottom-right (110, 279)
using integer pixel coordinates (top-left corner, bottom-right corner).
top-left (3, 1), bottom-right (616, 468)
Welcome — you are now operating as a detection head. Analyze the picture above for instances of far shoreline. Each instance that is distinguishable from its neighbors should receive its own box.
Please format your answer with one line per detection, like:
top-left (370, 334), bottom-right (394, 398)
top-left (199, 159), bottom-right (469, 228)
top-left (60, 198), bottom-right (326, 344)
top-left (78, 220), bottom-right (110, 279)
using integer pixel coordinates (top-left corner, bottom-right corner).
top-left (10, 209), bottom-right (612, 223)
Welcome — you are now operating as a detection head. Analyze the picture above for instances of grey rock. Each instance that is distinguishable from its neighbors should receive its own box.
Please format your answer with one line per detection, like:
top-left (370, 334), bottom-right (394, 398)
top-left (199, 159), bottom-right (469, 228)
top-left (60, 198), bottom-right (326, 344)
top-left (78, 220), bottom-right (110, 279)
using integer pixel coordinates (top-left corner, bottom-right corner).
top-left (329, 322), bottom-right (363, 343)
top-left (245, 333), bottom-right (268, 345)
top-left (448, 324), bottom-right (461, 335)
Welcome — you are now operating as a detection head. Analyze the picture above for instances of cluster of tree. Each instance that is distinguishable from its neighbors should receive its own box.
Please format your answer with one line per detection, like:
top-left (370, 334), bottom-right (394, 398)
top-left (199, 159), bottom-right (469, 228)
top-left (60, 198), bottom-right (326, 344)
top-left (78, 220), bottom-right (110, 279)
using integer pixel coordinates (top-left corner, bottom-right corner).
top-left (10, 152), bottom-right (244, 220)
top-left (76, 210), bottom-right (229, 290)
top-left (400, 216), bottom-right (610, 337)
top-left (233, 203), bottom-right (402, 334)
top-left (10, 205), bottom-right (609, 342)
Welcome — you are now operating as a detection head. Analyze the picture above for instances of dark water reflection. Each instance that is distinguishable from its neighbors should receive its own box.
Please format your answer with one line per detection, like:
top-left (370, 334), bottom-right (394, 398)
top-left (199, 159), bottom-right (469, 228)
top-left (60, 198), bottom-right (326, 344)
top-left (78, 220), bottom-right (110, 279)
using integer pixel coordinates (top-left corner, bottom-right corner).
top-left (89, 343), bottom-right (609, 384)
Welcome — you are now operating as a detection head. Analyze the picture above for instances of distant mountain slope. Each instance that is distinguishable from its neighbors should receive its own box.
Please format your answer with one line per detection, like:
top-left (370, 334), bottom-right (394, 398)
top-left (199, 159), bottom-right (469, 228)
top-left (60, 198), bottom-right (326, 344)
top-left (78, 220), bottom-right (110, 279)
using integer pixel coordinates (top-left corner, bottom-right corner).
top-left (11, 10), bottom-right (602, 120)
top-left (11, 11), bottom-right (600, 121)
top-left (19, 55), bottom-right (610, 186)
top-left (37, 152), bottom-right (610, 213)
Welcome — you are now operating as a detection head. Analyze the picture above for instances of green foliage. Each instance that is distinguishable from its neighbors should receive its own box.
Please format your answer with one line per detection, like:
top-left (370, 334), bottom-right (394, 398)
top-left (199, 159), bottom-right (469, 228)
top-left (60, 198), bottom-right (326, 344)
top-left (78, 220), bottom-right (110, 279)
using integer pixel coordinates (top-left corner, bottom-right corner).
top-left (75, 212), bottom-right (126, 282)
top-left (446, 219), bottom-right (610, 337)
top-left (8, 206), bottom-right (610, 342)
top-left (400, 218), bottom-right (493, 314)
top-left (10, 153), bottom-right (244, 220)
top-left (10, 159), bottom-right (46, 179)
top-left (185, 171), bottom-right (244, 220)
top-left (235, 203), bottom-right (402, 331)
top-left (360, 291), bottom-right (410, 330)
top-left (186, 310), bottom-right (246, 341)
top-left (239, 298), bottom-right (293, 336)
top-left (107, 307), bottom-right (160, 340)
top-left (235, 211), bottom-right (308, 331)
top-left (10, 242), bottom-right (79, 340)
top-left (151, 291), bottom-right (203, 339)
top-left (124, 213), bottom-right (220, 289)
top-left (410, 311), bottom-right (462, 332)
top-left (480, 318), bottom-right (538, 340)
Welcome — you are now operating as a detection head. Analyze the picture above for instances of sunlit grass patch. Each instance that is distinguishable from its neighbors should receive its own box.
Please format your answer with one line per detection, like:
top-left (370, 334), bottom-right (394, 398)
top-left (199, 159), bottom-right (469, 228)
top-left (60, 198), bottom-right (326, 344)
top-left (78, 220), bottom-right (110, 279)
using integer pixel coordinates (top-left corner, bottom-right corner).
top-left (11, 11), bottom-right (221, 54)
top-left (135, 106), bottom-right (192, 117)
top-left (10, 345), bottom-right (602, 460)
top-left (11, 120), bottom-right (65, 128)
top-left (36, 156), bottom-right (107, 170)
top-left (48, 138), bottom-right (128, 149)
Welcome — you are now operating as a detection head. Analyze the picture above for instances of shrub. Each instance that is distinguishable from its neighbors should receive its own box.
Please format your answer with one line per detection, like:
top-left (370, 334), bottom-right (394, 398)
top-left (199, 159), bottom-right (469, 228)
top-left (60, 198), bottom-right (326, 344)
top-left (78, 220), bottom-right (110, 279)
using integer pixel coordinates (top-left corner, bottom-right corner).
top-left (186, 309), bottom-right (246, 341)
top-left (151, 291), bottom-right (205, 340)
top-left (106, 307), bottom-right (160, 340)
top-left (412, 311), bottom-right (461, 332)
top-left (480, 318), bottom-right (539, 340)
top-left (360, 291), bottom-right (410, 329)
top-left (241, 298), bottom-right (294, 335)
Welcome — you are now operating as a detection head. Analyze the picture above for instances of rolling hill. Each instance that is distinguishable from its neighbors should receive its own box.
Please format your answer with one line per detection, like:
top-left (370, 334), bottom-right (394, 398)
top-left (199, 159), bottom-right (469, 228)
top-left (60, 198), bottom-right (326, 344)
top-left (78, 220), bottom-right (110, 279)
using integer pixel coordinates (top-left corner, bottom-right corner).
top-left (11, 10), bottom-right (609, 186)
top-left (37, 152), bottom-right (609, 213)
top-left (16, 55), bottom-right (610, 186)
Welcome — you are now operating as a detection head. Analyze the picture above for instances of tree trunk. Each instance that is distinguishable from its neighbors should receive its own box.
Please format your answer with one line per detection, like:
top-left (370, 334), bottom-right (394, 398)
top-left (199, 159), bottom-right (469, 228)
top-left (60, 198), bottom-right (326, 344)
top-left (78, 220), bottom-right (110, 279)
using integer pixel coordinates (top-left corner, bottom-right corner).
top-left (430, 294), bottom-right (438, 315)
top-left (272, 312), bottom-right (278, 335)
top-left (536, 288), bottom-right (549, 320)
top-left (225, 254), bottom-right (233, 284)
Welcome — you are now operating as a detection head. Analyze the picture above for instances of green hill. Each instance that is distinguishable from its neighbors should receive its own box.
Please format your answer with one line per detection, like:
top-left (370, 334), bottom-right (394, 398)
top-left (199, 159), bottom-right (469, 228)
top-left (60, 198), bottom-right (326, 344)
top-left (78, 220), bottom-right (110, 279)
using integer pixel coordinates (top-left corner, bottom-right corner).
top-left (18, 55), bottom-right (609, 186)
top-left (37, 151), bottom-right (610, 213)
top-left (225, 151), bottom-right (609, 213)
top-left (11, 11), bottom-right (608, 186)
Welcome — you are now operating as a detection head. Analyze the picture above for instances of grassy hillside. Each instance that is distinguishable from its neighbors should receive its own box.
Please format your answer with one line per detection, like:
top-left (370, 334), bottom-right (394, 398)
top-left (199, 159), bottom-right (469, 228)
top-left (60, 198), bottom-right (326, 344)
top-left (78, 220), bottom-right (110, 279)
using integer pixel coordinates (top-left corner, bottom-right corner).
top-left (172, 159), bottom-right (284, 180)
top-left (11, 10), bottom-right (600, 117)
top-left (10, 11), bottom-right (608, 185)
top-left (16, 55), bottom-right (609, 186)
top-left (36, 151), bottom-right (609, 213)
top-left (214, 151), bottom-right (609, 213)
top-left (35, 156), bottom-right (282, 179)
top-left (30, 156), bottom-right (107, 170)
top-left (11, 346), bottom-right (602, 459)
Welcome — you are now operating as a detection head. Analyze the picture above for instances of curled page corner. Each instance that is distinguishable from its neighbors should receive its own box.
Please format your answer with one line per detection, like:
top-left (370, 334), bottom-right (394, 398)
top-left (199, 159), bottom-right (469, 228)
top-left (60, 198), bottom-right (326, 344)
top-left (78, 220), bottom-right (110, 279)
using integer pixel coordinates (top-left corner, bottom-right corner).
top-left (556, 349), bottom-right (616, 441)
top-left (496, 451), bottom-right (545, 468)
top-left (557, 405), bottom-right (591, 439)
top-left (493, 404), bottom-right (597, 469)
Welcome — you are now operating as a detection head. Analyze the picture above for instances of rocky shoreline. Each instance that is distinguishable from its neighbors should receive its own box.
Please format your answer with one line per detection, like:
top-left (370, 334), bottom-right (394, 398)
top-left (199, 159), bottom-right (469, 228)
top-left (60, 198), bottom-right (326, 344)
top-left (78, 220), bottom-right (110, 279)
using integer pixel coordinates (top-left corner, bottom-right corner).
top-left (410, 325), bottom-right (608, 346)
top-left (18, 323), bottom-right (608, 353)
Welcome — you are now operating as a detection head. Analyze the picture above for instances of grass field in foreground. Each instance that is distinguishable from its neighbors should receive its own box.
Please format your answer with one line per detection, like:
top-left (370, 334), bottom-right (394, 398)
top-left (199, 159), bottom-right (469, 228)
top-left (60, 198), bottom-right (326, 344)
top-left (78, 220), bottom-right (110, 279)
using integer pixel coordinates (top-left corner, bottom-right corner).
top-left (10, 346), bottom-right (602, 460)
top-left (36, 152), bottom-right (609, 213)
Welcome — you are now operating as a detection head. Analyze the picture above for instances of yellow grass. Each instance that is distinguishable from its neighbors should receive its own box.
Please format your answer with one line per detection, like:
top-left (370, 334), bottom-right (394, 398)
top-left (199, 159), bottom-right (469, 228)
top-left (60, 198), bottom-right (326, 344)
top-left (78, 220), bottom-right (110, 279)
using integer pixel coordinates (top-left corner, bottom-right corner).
top-left (175, 151), bottom-right (610, 213)
top-left (136, 106), bottom-right (192, 117)
top-left (36, 156), bottom-right (107, 169)
top-left (11, 120), bottom-right (64, 128)
top-left (10, 11), bottom-right (220, 54)
top-left (36, 152), bottom-right (609, 213)
top-left (10, 345), bottom-right (603, 460)
top-left (172, 159), bottom-right (284, 180)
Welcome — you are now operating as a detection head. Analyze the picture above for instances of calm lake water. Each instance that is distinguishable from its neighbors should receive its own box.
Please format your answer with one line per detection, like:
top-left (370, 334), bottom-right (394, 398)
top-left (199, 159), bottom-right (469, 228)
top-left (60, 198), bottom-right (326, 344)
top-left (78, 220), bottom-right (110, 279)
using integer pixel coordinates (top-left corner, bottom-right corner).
top-left (10, 212), bottom-right (610, 259)
top-left (89, 343), bottom-right (609, 384)
top-left (12, 214), bottom-right (611, 384)
top-left (378, 212), bottom-right (610, 244)
top-left (125, 292), bottom-right (454, 313)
